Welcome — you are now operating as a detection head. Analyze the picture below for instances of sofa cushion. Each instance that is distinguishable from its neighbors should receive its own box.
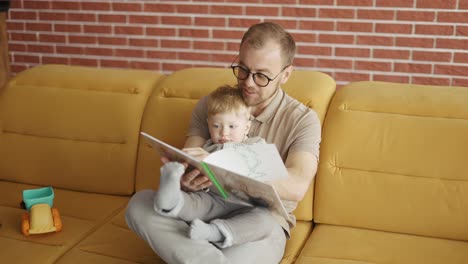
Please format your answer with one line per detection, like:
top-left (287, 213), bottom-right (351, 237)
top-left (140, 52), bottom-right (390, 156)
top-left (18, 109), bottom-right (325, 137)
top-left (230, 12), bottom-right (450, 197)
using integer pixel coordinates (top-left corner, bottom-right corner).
top-left (0, 181), bottom-right (128, 263)
top-left (315, 81), bottom-right (468, 240)
top-left (136, 67), bottom-right (335, 221)
top-left (296, 224), bottom-right (468, 264)
top-left (0, 65), bottom-right (163, 195)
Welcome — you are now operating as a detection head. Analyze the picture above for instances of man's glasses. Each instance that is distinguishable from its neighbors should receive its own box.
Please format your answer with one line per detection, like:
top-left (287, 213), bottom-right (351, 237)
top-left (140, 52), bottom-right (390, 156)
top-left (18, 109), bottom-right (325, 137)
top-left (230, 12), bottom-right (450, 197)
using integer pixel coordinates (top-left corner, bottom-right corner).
top-left (230, 62), bottom-right (289, 87)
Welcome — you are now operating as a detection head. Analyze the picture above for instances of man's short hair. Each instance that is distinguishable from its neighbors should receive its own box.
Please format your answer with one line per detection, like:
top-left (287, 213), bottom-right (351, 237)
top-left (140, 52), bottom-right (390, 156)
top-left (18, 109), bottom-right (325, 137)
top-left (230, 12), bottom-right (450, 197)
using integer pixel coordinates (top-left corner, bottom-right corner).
top-left (207, 85), bottom-right (250, 119)
top-left (241, 22), bottom-right (296, 67)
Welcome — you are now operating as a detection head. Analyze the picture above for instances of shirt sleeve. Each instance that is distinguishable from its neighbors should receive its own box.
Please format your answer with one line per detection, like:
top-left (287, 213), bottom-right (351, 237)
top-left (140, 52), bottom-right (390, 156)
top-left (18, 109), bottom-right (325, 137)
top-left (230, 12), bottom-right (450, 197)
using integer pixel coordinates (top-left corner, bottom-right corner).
top-left (288, 109), bottom-right (321, 161)
top-left (186, 96), bottom-right (210, 140)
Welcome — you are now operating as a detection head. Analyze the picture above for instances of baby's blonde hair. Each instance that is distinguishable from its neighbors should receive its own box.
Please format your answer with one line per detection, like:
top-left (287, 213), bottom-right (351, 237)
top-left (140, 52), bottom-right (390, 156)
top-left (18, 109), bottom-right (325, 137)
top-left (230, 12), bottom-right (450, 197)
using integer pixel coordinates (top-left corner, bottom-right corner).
top-left (207, 85), bottom-right (250, 119)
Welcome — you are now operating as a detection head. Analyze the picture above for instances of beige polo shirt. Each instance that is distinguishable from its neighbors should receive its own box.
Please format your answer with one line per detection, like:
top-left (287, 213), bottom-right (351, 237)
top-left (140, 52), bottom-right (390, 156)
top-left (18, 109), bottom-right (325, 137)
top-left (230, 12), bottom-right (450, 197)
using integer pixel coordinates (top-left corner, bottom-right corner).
top-left (187, 88), bottom-right (321, 235)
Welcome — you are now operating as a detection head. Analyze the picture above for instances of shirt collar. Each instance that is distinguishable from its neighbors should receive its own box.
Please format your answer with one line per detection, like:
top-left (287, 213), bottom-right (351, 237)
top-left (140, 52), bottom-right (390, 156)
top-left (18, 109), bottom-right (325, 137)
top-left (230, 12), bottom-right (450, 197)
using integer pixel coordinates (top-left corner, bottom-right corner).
top-left (253, 89), bottom-right (284, 123)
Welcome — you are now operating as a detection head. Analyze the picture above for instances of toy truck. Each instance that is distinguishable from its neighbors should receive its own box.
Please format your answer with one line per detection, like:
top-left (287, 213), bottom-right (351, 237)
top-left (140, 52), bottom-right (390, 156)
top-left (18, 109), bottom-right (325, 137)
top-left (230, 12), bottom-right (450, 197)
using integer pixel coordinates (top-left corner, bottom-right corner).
top-left (21, 186), bottom-right (62, 236)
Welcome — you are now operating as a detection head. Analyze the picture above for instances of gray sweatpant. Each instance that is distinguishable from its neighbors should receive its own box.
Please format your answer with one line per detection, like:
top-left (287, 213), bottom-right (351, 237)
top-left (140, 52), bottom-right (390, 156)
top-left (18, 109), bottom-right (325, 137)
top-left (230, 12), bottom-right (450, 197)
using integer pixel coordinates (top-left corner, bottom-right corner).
top-left (126, 189), bottom-right (286, 264)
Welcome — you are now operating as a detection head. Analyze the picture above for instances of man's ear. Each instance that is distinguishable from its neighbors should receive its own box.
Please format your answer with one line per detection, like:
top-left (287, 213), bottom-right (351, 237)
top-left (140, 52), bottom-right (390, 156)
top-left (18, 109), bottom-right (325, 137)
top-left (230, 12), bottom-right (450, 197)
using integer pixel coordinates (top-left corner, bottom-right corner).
top-left (280, 65), bottom-right (293, 85)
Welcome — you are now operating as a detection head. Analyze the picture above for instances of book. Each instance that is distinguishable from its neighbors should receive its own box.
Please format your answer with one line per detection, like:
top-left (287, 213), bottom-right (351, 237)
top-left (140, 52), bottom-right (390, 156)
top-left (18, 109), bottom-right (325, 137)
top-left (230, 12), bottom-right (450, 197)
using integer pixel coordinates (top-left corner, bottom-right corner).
top-left (140, 132), bottom-right (289, 220)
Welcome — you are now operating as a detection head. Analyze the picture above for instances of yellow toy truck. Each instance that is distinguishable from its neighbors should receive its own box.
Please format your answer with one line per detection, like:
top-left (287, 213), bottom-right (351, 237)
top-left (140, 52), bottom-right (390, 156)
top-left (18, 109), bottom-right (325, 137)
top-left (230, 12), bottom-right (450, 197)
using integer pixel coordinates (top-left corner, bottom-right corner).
top-left (21, 187), bottom-right (62, 236)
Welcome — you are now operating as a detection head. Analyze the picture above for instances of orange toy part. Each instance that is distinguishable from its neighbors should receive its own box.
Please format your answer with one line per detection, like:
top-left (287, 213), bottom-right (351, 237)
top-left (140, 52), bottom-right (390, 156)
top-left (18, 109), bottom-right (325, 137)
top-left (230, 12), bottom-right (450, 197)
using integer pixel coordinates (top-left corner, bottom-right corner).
top-left (52, 208), bottom-right (63, 232)
top-left (21, 212), bottom-right (30, 236)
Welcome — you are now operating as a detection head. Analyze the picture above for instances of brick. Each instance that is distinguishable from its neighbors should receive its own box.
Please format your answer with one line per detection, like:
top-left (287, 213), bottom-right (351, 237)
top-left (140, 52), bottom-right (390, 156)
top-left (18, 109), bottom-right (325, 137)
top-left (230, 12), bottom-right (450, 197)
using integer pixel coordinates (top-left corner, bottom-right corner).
top-left (355, 61), bottom-right (391, 71)
top-left (146, 27), bottom-right (177, 37)
top-left (413, 51), bottom-right (451, 62)
top-left (335, 47), bottom-right (370, 57)
top-left (358, 9), bottom-right (394, 20)
top-left (435, 65), bottom-right (468, 76)
top-left (24, 1), bottom-right (51, 9)
top-left (10, 32), bottom-right (38, 42)
top-left (98, 37), bottom-right (128, 46)
top-left (84, 25), bottom-right (112, 34)
top-left (27, 44), bottom-right (54, 53)
top-left (180, 28), bottom-right (210, 38)
top-left (160, 39), bottom-right (191, 49)
top-left (69, 35), bottom-right (97, 44)
top-left (337, 22), bottom-right (373, 32)
top-left (99, 14), bottom-right (127, 23)
top-left (82, 2), bottom-right (111, 11)
top-left (161, 16), bottom-right (192, 25)
top-left (246, 6), bottom-right (279, 16)
top-left (56, 46), bottom-right (83, 55)
top-left (394, 63), bottom-right (432, 74)
top-left (357, 36), bottom-right (394, 46)
top-left (163, 62), bottom-right (193, 72)
top-left (229, 18), bottom-right (262, 28)
top-left (300, 20), bottom-right (334, 31)
top-left (293, 57), bottom-right (316, 67)
top-left (39, 12), bottom-right (67, 21)
top-left (266, 19), bottom-right (298, 30)
top-left (461, 0), bottom-right (468, 9)
top-left (147, 50), bottom-right (178, 60)
top-left (144, 3), bottom-right (176, 13)
top-left (320, 34), bottom-right (354, 44)
top-left (9, 43), bottom-right (26, 52)
top-left (319, 8), bottom-right (355, 19)
top-left (452, 78), bottom-right (468, 87)
top-left (264, 0), bottom-right (296, 4)
top-left (179, 51), bottom-right (209, 61)
top-left (130, 61), bottom-right (159, 71)
top-left (194, 41), bottom-right (225, 50)
top-left (6, 21), bottom-right (25, 31)
top-left (376, 0), bottom-right (414, 7)
top-left (177, 4), bottom-right (209, 14)
top-left (42, 56), bottom-right (69, 65)
top-left (25, 22), bottom-right (52, 32)
top-left (10, 11), bottom-right (37, 20)
top-left (70, 58), bottom-right (99, 67)
top-left (55, 24), bottom-right (82, 33)
top-left (373, 49), bottom-right (410, 59)
top-left (129, 38), bottom-right (158, 48)
top-left (100, 59), bottom-right (129, 68)
top-left (416, 0), bottom-right (457, 9)
top-left (39, 34), bottom-right (66, 43)
top-left (337, 0), bottom-right (373, 6)
top-left (396, 37), bottom-right (434, 48)
top-left (438, 12), bottom-right (468, 23)
top-left (11, 65), bottom-right (29, 74)
top-left (282, 7), bottom-right (316, 17)
top-left (213, 29), bottom-right (244, 40)
top-left (51, 1), bottom-right (80, 10)
top-left (397, 11), bottom-right (435, 21)
top-left (67, 13), bottom-right (96, 23)
top-left (335, 72), bottom-right (370, 82)
top-left (292, 32), bottom-right (317, 43)
top-left (454, 52), bottom-right (468, 63)
top-left (456, 26), bottom-right (468, 37)
top-left (299, 0), bottom-right (334, 5)
top-left (318, 58), bottom-right (352, 69)
top-left (130, 15), bottom-right (159, 24)
top-left (412, 76), bottom-right (450, 86)
top-left (436, 39), bottom-right (468, 50)
top-left (112, 3), bottom-right (142, 12)
top-left (373, 74), bottom-right (410, 83)
top-left (115, 49), bottom-right (145, 58)
top-left (114, 26), bottom-right (144, 36)
top-left (85, 47), bottom-right (113, 56)
top-left (195, 17), bottom-right (226, 27)
top-left (211, 5), bottom-right (243, 15)
top-left (415, 25), bottom-right (454, 36)
top-left (299, 46), bottom-right (333, 56)
top-left (14, 54), bottom-right (40, 63)
top-left (211, 53), bottom-right (235, 63)
top-left (375, 23), bottom-right (412, 34)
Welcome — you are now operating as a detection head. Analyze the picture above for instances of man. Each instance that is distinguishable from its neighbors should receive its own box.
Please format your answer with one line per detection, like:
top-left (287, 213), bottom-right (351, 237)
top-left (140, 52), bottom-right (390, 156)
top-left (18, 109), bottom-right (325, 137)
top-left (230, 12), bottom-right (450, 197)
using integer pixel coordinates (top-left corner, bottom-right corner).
top-left (126, 22), bottom-right (321, 264)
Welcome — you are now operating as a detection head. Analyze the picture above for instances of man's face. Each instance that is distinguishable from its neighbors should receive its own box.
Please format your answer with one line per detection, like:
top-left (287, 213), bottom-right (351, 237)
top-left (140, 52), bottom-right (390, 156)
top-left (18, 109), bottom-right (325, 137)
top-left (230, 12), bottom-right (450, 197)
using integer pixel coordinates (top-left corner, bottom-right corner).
top-left (237, 41), bottom-right (291, 110)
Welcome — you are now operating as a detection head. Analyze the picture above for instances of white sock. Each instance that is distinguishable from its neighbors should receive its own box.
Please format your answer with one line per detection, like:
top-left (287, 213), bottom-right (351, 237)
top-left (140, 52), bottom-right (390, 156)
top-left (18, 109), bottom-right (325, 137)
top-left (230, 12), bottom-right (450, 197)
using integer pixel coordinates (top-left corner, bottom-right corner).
top-left (154, 162), bottom-right (185, 212)
top-left (189, 218), bottom-right (224, 242)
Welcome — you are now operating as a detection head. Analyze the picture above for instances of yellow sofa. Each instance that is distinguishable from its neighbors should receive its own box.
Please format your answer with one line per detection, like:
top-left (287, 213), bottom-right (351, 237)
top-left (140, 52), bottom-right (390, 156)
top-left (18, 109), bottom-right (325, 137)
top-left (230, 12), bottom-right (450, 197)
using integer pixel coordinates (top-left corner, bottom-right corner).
top-left (1, 64), bottom-right (467, 264)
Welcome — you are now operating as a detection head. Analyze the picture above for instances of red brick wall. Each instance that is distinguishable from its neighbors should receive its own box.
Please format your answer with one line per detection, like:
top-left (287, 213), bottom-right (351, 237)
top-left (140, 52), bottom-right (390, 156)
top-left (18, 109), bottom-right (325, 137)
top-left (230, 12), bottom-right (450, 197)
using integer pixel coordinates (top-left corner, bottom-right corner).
top-left (6, 0), bottom-right (468, 87)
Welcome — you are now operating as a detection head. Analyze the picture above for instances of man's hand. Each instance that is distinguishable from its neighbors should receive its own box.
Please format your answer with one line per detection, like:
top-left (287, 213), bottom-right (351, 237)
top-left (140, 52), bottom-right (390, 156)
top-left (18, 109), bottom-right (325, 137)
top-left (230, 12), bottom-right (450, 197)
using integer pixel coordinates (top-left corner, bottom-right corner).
top-left (182, 147), bottom-right (210, 161)
top-left (161, 156), bottom-right (212, 192)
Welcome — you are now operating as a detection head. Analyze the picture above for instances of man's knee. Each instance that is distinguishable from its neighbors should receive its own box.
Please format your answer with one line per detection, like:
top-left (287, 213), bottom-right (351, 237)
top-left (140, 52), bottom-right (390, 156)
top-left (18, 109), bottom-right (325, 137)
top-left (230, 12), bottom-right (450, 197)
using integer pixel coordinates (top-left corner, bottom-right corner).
top-left (125, 189), bottom-right (154, 227)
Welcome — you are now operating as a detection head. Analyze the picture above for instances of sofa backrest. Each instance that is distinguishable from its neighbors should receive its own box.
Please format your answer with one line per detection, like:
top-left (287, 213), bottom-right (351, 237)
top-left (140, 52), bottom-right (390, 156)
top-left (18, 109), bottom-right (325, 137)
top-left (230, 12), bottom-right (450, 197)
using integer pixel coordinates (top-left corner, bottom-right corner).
top-left (314, 81), bottom-right (468, 241)
top-left (136, 67), bottom-right (335, 221)
top-left (0, 65), bottom-right (161, 195)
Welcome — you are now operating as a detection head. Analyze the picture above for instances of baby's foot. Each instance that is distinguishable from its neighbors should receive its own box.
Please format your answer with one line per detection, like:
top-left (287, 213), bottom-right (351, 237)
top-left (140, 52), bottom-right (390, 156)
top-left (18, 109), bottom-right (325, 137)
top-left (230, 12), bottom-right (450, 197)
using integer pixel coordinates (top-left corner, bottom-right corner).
top-left (154, 162), bottom-right (185, 212)
top-left (189, 218), bottom-right (223, 242)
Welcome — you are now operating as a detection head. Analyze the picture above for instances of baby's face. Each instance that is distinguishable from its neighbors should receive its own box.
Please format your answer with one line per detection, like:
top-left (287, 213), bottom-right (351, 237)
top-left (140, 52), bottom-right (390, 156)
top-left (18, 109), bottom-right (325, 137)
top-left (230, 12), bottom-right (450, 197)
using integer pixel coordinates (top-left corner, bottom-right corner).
top-left (207, 112), bottom-right (251, 144)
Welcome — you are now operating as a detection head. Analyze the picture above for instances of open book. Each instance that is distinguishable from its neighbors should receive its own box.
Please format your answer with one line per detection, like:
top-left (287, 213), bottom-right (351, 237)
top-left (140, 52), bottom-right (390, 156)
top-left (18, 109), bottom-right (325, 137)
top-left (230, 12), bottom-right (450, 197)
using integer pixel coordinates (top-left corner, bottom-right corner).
top-left (140, 132), bottom-right (289, 220)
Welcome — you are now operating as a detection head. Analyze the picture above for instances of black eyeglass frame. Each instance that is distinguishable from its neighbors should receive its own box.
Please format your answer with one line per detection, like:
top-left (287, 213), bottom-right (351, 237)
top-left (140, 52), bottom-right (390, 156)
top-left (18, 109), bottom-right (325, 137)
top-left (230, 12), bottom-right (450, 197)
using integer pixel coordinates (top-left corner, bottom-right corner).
top-left (230, 59), bottom-right (290, 87)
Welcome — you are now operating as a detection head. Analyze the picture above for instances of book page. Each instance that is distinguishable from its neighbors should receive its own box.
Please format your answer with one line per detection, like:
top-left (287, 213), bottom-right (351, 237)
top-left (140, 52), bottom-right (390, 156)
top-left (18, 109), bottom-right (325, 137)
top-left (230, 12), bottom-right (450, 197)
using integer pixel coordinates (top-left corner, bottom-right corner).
top-left (203, 143), bottom-right (288, 182)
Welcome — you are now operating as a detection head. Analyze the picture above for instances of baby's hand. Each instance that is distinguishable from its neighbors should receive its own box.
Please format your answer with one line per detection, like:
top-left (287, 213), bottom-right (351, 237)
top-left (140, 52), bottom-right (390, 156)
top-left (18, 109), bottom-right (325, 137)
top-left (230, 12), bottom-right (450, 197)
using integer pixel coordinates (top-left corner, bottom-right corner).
top-left (182, 147), bottom-right (210, 161)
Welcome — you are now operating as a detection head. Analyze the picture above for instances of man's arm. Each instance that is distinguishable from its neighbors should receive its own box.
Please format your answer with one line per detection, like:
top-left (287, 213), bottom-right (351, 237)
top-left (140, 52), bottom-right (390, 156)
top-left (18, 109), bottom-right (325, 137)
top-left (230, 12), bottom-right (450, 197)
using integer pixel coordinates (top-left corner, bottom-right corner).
top-left (270, 151), bottom-right (318, 202)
